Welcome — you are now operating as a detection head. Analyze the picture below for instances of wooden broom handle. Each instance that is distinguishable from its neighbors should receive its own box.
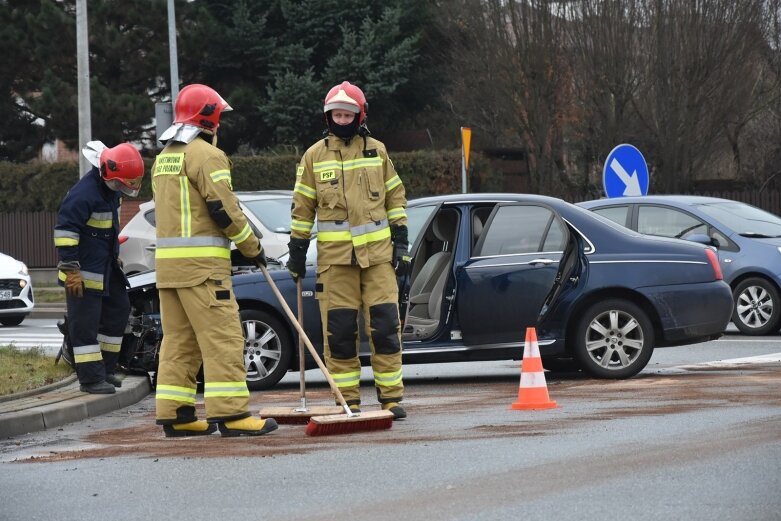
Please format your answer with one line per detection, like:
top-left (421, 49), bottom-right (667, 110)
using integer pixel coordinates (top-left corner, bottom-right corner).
top-left (259, 265), bottom-right (350, 411)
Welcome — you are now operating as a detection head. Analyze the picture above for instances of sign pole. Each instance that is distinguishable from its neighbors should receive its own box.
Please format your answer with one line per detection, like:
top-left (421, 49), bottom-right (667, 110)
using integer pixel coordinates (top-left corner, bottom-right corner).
top-left (461, 127), bottom-right (472, 194)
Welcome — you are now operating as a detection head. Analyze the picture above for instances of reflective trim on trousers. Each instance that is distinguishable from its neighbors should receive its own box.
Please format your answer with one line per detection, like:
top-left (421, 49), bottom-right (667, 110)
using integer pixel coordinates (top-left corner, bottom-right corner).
top-left (374, 369), bottom-right (403, 388)
top-left (203, 381), bottom-right (250, 398)
top-left (156, 384), bottom-right (197, 404)
top-left (331, 371), bottom-right (361, 388)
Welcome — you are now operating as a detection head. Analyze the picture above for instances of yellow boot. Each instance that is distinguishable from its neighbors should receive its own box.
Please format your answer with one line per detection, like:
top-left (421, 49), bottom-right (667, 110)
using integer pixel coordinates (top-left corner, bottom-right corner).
top-left (162, 420), bottom-right (217, 438)
top-left (382, 402), bottom-right (407, 420)
top-left (218, 416), bottom-right (278, 437)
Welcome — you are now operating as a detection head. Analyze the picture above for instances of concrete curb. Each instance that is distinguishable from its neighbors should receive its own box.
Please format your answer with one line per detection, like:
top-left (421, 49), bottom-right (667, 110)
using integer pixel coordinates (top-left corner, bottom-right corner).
top-left (0, 374), bottom-right (152, 439)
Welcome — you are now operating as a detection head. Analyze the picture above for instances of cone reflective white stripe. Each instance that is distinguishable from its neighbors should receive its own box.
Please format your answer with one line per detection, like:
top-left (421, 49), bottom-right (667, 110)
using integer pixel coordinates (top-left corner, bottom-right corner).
top-left (511, 327), bottom-right (558, 410)
top-left (520, 371), bottom-right (548, 388)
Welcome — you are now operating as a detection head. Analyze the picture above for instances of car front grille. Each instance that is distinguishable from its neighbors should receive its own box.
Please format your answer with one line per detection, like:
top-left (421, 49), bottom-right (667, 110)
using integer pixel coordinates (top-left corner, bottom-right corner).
top-left (0, 279), bottom-right (23, 296)
top-left (0, 300), bottom-right (26, 310)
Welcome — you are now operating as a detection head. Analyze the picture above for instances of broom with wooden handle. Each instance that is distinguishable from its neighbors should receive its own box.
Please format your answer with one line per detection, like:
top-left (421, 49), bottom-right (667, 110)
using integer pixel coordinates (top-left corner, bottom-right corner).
top-left (258, 279), bottom-right (342, 423)
top-left (258, 265), bottom-right (393, 435)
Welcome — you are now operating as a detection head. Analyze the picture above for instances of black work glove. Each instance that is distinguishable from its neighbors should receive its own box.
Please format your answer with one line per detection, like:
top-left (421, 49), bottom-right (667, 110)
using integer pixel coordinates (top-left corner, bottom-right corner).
top-left (252, 246), bottom-right (267, 268)
top-left (391, 224), bottom-right (411, 278)
top-left (286, 237), bottom-right (310, 282)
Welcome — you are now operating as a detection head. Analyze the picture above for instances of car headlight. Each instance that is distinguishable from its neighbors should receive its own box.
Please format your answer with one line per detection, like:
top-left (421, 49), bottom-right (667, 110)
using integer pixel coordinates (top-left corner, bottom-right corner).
top-left (18, 263), bottom-right (28, 276)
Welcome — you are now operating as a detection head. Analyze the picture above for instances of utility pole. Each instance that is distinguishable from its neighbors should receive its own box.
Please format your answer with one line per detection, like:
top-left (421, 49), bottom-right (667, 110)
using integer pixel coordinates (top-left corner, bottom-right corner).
top-left (168, 0), bottom-right (180, 102)
top-left (76, 0), bottom-right (92, 176)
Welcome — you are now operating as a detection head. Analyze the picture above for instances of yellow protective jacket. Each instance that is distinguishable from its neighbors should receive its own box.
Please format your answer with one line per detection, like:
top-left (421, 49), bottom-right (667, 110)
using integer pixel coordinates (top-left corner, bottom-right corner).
top-left (152, 136), bottom-right (261, 288)
top-left (291, 134), bottom-right (407, 268)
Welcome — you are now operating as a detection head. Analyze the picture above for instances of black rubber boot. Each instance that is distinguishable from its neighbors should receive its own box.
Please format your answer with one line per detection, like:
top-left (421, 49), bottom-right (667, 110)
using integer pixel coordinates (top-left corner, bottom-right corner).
top-left (79, 381), bottom-right (116, 394)
top-left (105, 374), bottom-right (122, 388)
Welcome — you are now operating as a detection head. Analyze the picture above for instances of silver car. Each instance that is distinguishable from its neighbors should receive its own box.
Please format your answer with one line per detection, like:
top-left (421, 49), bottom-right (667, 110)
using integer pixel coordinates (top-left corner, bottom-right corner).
top-left (119, 190), bottom-right (294, 274)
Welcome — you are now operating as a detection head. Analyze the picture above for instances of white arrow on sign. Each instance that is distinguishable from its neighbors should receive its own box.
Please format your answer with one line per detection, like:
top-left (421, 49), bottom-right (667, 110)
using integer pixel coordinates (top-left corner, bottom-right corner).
top-left (610, 158), bottom-right (642, 196)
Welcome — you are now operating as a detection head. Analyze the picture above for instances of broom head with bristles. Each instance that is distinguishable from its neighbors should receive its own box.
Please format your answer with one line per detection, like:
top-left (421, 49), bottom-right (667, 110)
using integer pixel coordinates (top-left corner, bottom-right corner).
top-left (258, 406), bottom-right (344, 425)
top-left (305, 410), bottom-right (394, 436)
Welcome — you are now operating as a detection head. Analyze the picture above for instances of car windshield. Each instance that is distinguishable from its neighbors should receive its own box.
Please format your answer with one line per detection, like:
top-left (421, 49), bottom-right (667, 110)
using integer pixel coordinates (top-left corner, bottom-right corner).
top-left (241, 198), bottom-right (293, 233)
top-left (697, 201), bottom-right (781, 238)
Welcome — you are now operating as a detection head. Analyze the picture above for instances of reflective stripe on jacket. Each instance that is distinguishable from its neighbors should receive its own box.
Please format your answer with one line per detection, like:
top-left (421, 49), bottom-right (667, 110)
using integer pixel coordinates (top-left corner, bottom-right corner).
top-left (291, 135), bottom-right (407, 267)
top-left (152, 136), bottom-right (261, 288)
top-left (53, 168), bottom-right (121, 295)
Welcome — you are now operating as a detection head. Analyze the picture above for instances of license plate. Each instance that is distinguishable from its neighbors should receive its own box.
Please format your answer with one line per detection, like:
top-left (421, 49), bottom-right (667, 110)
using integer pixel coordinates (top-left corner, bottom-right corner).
top-left (0, 290), bottom-right (11, 301)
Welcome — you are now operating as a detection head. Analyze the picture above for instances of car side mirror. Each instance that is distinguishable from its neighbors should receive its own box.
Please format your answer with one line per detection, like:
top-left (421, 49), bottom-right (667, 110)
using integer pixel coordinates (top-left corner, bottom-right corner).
top-left (685, 233), bottom-right (715, 247)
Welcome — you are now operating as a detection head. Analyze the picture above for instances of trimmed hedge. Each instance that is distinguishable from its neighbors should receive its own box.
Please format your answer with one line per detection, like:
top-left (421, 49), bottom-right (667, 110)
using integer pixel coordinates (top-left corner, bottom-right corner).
top-left (0, 149), bottom-right (502, 212)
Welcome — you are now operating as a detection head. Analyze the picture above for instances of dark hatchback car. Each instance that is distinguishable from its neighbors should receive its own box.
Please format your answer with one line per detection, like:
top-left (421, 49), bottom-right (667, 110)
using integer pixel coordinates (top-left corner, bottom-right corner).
top-left (579, 196), bottom-right (781, 335)
top-left (124, 193), bottom-right (733, 390)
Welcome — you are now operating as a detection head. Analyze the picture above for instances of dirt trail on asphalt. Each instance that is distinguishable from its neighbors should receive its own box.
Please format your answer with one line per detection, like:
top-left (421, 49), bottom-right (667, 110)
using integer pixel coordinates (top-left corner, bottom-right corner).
top-left (16, 364), bottom-right (781, 462)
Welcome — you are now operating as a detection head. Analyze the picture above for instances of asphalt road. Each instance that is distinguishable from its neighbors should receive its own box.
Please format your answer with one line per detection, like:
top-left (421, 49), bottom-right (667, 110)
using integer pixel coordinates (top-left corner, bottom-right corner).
top-left (0, 328), bottom-right (779, 521)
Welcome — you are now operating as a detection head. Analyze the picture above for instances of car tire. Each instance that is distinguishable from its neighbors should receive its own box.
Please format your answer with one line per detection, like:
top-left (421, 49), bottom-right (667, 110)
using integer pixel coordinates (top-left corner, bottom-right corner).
top-left (732, 277), bottom-right (781, 335)
top-left (0, 315), bottom-right (25, 327)
top-left (241, 308), bottom-right (293, 391)
top-left (572, 299), bottom-right (654, 379)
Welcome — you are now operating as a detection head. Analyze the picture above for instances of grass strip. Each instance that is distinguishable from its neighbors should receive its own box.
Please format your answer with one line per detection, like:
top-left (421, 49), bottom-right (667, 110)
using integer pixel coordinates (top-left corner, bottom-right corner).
top-left (0, 345), bottom-right (73, 396)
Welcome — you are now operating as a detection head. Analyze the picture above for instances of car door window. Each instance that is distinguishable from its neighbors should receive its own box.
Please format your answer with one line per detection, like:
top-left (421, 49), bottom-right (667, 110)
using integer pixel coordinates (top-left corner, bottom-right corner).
top-left (592, 206), bottom-right (629, 227)
top-left (478, 205), bottom-right (555, 256)
top-left (637, 206), bottom-right (706, 239)
top-left (542, 218), bottom-right (567, 251)
top-left (407, 205), bottom-right (437, 246)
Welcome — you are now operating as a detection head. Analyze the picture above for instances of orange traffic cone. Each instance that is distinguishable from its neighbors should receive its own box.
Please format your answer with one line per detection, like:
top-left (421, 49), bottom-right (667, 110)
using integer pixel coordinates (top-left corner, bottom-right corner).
top-left (511, 327), bottom-right (558, 410)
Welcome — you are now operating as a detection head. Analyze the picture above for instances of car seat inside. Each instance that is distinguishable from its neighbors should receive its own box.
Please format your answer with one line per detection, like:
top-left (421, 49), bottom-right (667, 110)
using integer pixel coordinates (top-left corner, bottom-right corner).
top-left (403, 208), bottom-right (459, 340)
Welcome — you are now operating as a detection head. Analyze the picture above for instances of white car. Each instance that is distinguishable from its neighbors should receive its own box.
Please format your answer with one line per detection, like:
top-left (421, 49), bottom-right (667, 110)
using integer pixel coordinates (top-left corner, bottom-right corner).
top-left (119, 190), bottom-right (295, 274)
top-left (0, 252), bottom-right (34, 326)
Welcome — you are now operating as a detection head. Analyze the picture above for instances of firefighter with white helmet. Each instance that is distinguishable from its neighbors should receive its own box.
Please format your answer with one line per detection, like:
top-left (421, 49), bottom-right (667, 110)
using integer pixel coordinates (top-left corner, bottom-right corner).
top-left (152, 83), bottom-right (277, 437)
top-left (54, 141), bottom-right (144, 394)
top-left (287, 81), bottom-right (409, 419)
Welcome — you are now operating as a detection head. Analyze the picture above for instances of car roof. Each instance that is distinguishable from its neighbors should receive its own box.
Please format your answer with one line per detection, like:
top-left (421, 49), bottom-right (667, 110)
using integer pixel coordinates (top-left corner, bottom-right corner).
top-left (578, 195), bottom-right (732, 207)
top-left (409, 192), bottom-right (567, 207)
top-left (135, 190), bottom-right (293, 211)
top-left (235, 190), bottom-right (294, 200)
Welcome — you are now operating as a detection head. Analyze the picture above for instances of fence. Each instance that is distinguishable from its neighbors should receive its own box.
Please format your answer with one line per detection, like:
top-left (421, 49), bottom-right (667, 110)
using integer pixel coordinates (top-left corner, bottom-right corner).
top-left (1, 191), bottom-right (779, 268)
top-left (0, 200), bottom-right (144, 269)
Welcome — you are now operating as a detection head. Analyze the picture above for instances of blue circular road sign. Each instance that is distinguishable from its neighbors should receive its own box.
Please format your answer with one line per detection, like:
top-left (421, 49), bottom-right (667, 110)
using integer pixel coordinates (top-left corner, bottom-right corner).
top-left (603, 144), bottom-right (649, 198)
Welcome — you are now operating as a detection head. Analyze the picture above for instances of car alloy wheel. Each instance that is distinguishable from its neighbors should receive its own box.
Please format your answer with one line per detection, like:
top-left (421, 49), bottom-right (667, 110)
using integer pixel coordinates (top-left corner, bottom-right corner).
top-left (573, 299), bottom-right (654, 379)
top-left (732, 277), bottom-right (781, 335)
top-left (240, 309), bottom-right (292, 391)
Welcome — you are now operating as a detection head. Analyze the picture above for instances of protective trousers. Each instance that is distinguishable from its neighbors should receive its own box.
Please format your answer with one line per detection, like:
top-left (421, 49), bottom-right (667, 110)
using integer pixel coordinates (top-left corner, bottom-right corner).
top-left (316, 262), bottom-right (403, 406)
top-left (66, 267), bottom-right (129, 385)
top-left (155, 276), bottom-right (251, 425)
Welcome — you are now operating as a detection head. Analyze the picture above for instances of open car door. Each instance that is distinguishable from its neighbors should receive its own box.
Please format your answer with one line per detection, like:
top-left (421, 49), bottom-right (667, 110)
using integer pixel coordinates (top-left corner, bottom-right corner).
top-left (456, 202), bottom-right (581, 346)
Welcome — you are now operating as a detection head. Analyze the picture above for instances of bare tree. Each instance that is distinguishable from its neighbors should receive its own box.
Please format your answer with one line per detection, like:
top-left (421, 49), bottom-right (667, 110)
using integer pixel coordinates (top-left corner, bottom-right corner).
top-left (440, 0), bottom-right (576, 194)
top-left (635, 0), bottom-right (772, 192)
top-left (564, 0), bottom-right (645, 190)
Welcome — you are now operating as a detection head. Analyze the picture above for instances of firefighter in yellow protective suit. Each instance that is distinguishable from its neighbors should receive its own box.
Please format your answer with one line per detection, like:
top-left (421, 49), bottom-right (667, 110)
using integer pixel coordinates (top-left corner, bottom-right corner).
top-left (287, 81), bottom-right (410, 420)
top-left (153, 84), bottom-right (277, 437)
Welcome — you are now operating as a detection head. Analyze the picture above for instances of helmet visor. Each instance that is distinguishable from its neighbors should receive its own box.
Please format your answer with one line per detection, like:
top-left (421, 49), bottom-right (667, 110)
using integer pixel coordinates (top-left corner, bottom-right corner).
top-left (105, 177), bottom-right (142, 198)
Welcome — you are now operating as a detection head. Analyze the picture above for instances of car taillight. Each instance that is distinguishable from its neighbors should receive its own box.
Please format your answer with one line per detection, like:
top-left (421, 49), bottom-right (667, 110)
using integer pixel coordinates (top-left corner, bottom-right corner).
top-left (705, 248), bottom-right (722, 280)
top-left (118, 235), bottom-right (129, 245)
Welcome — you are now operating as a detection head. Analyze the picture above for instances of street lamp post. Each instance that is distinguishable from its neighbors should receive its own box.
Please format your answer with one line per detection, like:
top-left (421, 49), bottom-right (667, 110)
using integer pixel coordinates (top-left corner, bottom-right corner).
top-left (76, 0), bottom-right (91, 176)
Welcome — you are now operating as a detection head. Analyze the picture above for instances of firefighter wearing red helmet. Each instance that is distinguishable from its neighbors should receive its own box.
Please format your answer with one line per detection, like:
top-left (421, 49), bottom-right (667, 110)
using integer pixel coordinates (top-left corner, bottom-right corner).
top-left (54, 141), bottom-right (144, 394)
top-left (152, 83), bottom-right (277, 438)
top-left (288, 81), bottom-right (409, 419)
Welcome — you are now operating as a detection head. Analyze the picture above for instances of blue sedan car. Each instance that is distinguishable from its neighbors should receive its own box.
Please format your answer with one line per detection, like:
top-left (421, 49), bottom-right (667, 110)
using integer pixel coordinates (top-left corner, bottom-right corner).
top-left (579, 196), bottom-right (781, 336)
top-left (125, 193), bottom-right (732, 390)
